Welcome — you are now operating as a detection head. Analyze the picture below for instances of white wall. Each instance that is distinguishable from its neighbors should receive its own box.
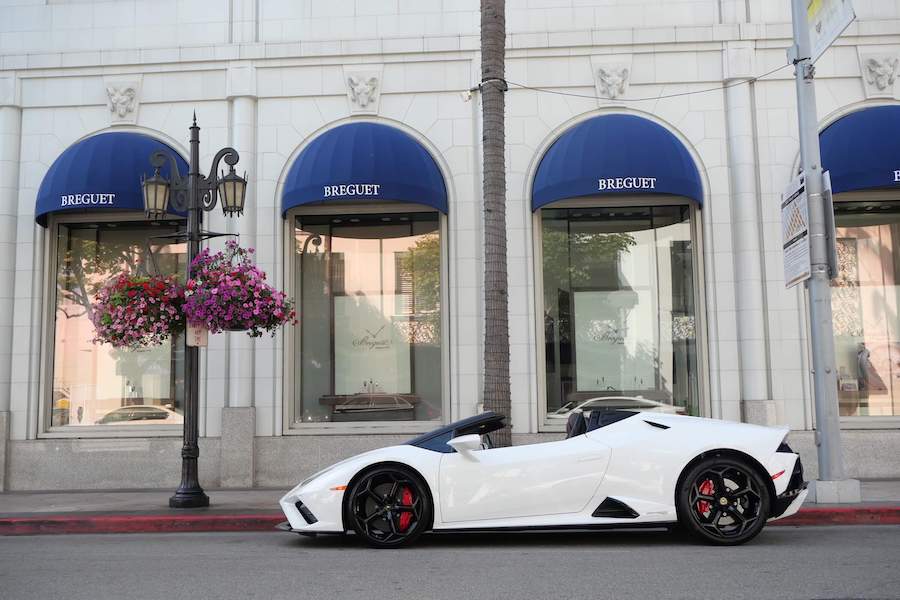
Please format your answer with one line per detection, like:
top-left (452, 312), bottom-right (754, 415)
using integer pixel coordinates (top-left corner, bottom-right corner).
top-left (2, 0), bottom-right (900, 444)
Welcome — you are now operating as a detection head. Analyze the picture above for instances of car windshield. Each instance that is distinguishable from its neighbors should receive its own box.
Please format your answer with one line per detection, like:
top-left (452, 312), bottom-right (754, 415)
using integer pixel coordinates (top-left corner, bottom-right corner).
top-left (406, 412), bottom-right (505, 453)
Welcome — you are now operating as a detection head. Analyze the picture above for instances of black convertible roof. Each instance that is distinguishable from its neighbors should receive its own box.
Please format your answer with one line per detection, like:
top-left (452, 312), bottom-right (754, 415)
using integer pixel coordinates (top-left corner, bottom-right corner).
top-left (406, 412), bottom-right (506, 453)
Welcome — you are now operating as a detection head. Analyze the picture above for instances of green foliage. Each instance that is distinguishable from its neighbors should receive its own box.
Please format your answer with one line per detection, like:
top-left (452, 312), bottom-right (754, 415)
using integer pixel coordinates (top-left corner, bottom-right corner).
top-left (399, 233), bottom-right (441, 313)
top-left (55, 229), bottom-right (182, 320)
top-left (541, 228), bottom-right (636, 292)
top-left (397, 233), bottom-right (441, 344)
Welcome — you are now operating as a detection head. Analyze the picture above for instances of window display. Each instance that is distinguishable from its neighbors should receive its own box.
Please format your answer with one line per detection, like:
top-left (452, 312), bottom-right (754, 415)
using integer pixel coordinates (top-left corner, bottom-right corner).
top-left (541, 205), bottom-right (699, 420)
top-left (293, 212), bottom-right (442, 424)
top-left (832, 201), bottom-right (900, 417)
top-left (51, 221), bottom-right (185, 428)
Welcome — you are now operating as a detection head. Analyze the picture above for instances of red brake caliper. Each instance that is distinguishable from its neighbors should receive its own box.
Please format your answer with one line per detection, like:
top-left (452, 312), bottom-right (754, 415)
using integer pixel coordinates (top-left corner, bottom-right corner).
top-left (697, 479), bottom-right (714, 516)
top-left (398, 487), bottom-right (414, 532)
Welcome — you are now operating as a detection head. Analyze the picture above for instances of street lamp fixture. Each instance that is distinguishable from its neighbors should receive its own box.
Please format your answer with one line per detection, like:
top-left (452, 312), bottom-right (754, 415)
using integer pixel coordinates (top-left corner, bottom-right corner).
top-left (141, 168), bottom-right (171, 220)
top-left (217, 165), bottom-right (248, 216)
top-left (142, 113), bottom-right (248, 509)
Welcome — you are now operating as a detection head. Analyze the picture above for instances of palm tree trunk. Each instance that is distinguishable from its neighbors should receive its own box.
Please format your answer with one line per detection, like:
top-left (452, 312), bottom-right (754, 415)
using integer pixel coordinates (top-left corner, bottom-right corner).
top-left (480, 0), bottom-right (511, 446)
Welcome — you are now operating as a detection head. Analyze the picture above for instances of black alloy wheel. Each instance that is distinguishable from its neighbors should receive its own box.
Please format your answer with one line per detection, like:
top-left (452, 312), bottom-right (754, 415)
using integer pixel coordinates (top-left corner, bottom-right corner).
top-left (676, 456), bottom-right (770, 545)
top-left (347, 466), bottom-right (432, 548)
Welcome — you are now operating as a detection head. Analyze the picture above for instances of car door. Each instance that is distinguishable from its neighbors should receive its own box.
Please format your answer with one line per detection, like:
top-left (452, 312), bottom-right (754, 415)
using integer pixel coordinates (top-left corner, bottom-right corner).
top-left (438, 434), bottom-right (611, 523)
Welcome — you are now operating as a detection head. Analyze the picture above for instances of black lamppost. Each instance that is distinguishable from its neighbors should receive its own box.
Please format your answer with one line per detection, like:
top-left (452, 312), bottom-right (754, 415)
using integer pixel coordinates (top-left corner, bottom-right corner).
top-left (142, 114), bottom-right (247, 508)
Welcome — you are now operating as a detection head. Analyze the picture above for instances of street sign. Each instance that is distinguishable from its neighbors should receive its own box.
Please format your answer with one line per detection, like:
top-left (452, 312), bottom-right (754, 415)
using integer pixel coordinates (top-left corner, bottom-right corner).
top-left (807, 0), bottom-right (855, 63)
top-left (782, 173), bottom-right (811, 288)
top-left (822, 170), bottom-right (839, 279)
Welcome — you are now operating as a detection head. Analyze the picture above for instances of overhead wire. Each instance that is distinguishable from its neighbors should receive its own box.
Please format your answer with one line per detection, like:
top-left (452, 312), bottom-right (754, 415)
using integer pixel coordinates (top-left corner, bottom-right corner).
top-left (478, 61), bottom-right (794, 102)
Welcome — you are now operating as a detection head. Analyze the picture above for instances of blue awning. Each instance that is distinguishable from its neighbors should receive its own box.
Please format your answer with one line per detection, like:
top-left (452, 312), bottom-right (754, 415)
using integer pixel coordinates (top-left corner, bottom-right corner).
top-left (36, 132), bottom-right (188, 226)
top-left (281, 122), bottom-right (447, 215)
top-left (532, 114), bottom-right (703, 210)
top-left (820, 106), bottom-right (900, 194)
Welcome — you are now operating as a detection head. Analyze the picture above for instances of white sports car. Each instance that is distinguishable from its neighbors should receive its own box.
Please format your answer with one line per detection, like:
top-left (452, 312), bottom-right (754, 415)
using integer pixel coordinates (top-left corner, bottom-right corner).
top-left (278, 410), bottom-right (808, 548)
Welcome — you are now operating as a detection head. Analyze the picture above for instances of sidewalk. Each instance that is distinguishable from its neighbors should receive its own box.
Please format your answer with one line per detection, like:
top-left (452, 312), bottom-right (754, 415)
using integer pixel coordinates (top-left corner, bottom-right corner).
top-left (1, 481), bottom-right (899, 536)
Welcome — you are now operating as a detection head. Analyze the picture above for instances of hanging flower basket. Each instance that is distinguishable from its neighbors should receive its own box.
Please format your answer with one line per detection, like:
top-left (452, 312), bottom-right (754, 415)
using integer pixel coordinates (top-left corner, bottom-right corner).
top-left (91, 274), bottom-right (186, 349)
top-left (184, 240), bottom-right (297, 337)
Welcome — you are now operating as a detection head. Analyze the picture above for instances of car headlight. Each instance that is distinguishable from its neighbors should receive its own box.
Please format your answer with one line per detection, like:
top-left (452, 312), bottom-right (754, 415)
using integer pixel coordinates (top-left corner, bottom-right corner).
top-left (299, 456), bottom-right (357, 487)
top-left (300, 465), bottom-right (335, 488)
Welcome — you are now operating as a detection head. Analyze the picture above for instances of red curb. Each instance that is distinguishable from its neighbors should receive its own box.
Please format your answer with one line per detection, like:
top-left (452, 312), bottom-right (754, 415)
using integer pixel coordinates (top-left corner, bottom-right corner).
top-left (1, 506), bottom-right (899, 536)
top-left (0, 513), bottom-right (284, 536)
top-left (772, 506), bottom-right (900, 526)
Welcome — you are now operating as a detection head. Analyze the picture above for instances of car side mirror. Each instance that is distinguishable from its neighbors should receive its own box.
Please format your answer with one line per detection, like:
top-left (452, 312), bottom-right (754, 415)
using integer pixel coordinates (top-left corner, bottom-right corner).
top-left (447, 433), bottom-right (483, 455)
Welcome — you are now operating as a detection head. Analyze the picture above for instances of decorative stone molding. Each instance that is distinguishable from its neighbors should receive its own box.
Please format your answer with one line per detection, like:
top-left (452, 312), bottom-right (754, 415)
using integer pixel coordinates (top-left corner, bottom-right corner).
top-left (343, 65), bottom-right (383, 114)
top-left (723, 41), bottom-right (756, 81)
top-left (226, 64), bottom-right (257, 100)
top-left (0, 76), bottom-right (21, 108)
top-left (859, 53), bottom-right (899, 98)
top-left (589, 55), bottom-right (632, 104)
top-left (103, 76), bottom-right (141, 125)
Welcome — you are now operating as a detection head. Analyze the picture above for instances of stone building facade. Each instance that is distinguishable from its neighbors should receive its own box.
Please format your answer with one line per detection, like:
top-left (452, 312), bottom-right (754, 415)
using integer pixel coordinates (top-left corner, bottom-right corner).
top-left (1, 0), bottom-right (899, 491)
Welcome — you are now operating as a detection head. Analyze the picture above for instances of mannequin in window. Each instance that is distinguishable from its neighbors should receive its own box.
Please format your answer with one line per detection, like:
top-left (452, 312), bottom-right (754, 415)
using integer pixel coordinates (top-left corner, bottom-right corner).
top-left (857, 342), bottom-right (887, 407)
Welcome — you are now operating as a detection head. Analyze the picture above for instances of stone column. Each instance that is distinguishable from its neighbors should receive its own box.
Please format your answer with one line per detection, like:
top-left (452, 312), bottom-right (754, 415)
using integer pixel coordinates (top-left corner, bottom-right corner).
top-left (723, 42), bottom-right (775, 424)
top-left (0, 77), bottom-right (21, 490)
top-left (230, 0), bottom-right (258, 44)
top-left (221, 66), bottom-right (257, 487)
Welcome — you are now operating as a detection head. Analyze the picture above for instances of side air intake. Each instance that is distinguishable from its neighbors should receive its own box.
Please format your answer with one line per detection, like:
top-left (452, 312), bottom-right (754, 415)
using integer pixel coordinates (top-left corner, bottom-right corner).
top-left (295, 500), bottom-right (318, 524)
top-left (592, 497), bottom-right (639, 519)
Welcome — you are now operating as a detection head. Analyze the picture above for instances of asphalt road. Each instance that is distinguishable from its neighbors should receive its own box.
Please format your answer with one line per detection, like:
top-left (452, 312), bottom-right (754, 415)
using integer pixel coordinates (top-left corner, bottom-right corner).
top-left (1, 526), bottom-right (898, 600)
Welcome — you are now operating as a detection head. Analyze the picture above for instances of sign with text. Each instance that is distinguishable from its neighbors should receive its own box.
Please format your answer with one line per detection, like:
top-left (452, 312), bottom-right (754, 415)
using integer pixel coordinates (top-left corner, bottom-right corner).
top-left (322, 183), bottom-right (381, 198)
top-left (807, 0), bottom-right (855, 63)
top-left (333, 294), bottom-right (410, 395)
top-left (60, 193), bottom-right (116, 208)
top-left (573, 289), bottom-right (655, 392)
top-left (822, 170), bottom-right (839, 279)
top-left (597, 177), bottom-right (657, 192)
top-left (782, 173), bottom-right (811, 289)
top-left (186, 324), bottom-right (208, 347)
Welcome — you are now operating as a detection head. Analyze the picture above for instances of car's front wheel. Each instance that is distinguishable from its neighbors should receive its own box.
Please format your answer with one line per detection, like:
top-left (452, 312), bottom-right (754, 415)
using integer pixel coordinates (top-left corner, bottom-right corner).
top-left (676, 455), bottom-right (770, 545)
top-left (346, 465), bottom-right (432, 548)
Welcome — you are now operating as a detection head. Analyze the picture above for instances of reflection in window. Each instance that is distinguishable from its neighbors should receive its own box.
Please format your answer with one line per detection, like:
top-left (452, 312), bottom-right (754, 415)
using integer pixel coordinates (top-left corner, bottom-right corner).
top-left (293, 212), bottom-right (442, 424)
top-left (541, 206), bottom-right (699, 419)
top-left (52, 222), bottom-right (185, 427)
top-left (832, 201), bottom-right (900, 417)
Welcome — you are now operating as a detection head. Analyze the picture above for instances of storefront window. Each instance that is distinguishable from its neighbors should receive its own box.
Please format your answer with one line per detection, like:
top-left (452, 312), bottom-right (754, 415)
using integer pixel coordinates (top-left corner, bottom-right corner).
top-left (832, 201), bottom-right (900, 417)
top-left (51, 222), bottom-right (185, 428)
top-left (293, 211), bottom-right (442, 424)
top-left (541, 205), bottom-right (699, 421)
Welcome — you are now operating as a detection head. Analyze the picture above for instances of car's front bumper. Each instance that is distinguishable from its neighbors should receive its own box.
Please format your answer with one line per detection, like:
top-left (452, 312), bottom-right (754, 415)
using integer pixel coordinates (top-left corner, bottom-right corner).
top-left (278, 489), bottom-right (345, 534)
top-left (275, 521), bottom-right (341, 537)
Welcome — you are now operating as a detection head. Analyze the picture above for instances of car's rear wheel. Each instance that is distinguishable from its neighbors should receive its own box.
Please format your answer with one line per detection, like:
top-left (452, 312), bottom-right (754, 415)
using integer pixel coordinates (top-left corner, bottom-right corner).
top-left (676, 455), bottom-right (770, 546)
top-left (346, 465), bottom-right (432, 548)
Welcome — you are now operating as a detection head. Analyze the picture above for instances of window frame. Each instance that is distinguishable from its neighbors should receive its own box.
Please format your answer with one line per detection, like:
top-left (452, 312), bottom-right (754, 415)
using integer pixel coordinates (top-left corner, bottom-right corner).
top-left (282, 202), bottom-right (451, 435)
top-left (532, 194), bottom-right (710, 432)
top-left (38, 211), bottom-right (187, 439)
top-left (821, 190), bottom-right (900, 429)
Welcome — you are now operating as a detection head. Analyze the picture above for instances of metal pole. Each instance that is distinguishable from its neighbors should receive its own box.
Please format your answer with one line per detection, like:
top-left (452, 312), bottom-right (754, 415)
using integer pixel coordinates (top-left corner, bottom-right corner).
top-left (788, 0), bottom-right (848, 485)
top-left (170, 115), bottom-right (209, 508)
